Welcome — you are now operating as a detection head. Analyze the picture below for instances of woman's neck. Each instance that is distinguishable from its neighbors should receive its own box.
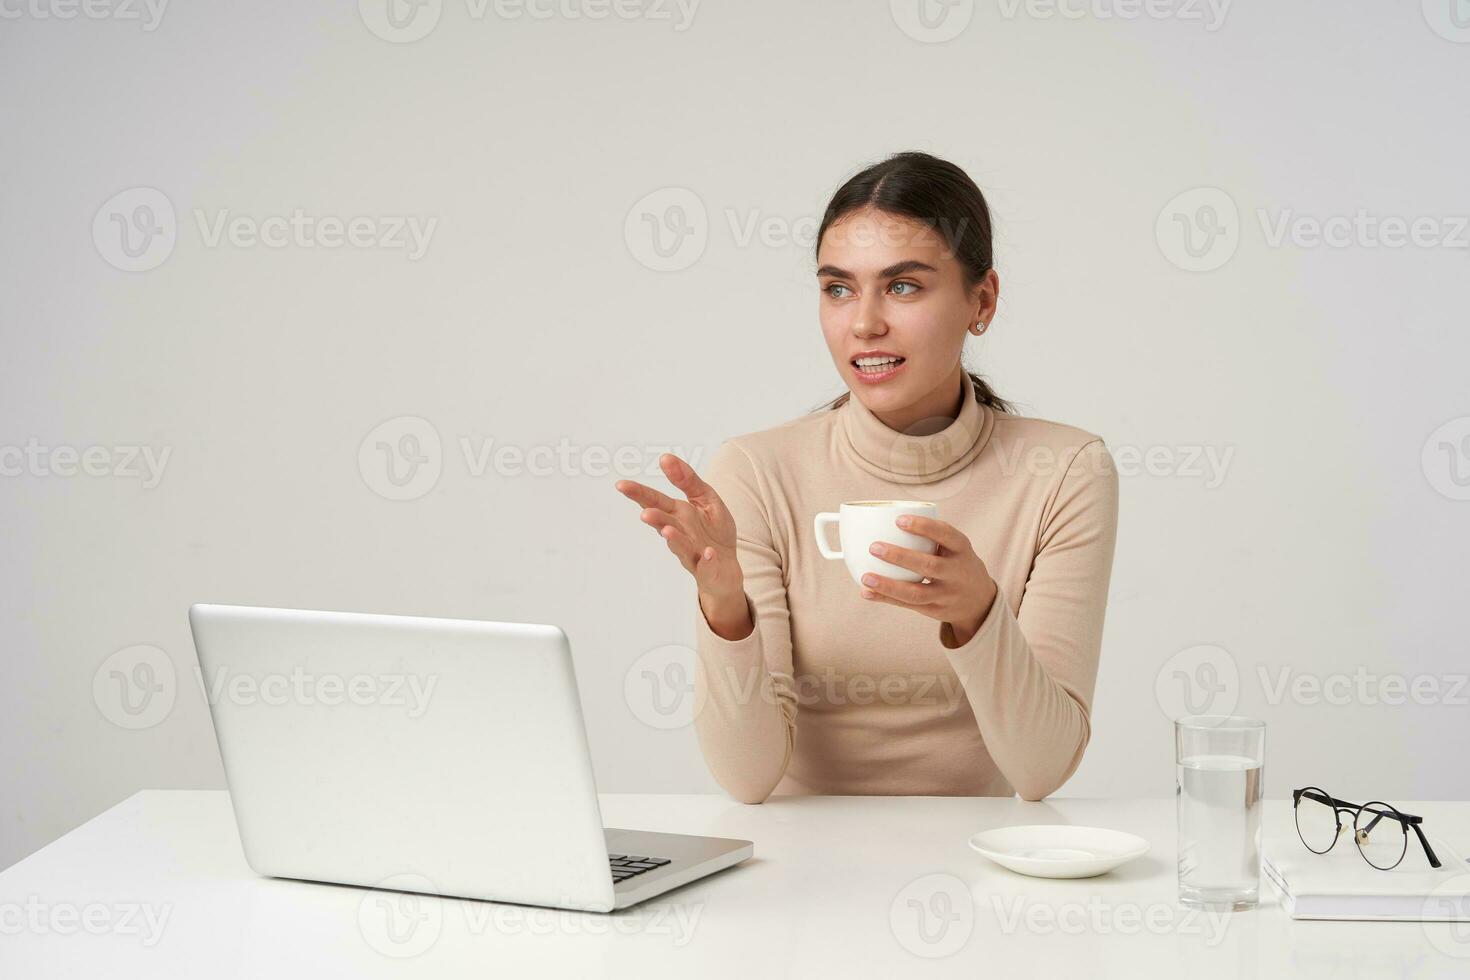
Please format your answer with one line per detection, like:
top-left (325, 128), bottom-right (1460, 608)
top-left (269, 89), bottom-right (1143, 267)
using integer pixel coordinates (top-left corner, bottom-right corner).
top-left (869, 363), bottom-right (968, 434)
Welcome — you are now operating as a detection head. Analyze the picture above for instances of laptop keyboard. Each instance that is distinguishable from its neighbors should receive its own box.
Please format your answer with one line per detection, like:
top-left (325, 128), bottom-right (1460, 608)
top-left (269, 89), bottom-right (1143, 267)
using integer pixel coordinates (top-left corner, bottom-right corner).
top-left (609, 854), bottom-right (671, 884)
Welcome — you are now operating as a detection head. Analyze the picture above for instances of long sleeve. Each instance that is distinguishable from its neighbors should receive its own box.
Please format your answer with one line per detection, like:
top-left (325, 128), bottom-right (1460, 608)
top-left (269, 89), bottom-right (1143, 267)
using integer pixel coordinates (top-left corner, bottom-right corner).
top-left (940, 438), bottom-right (1120, 801)
top-left (691, 440), bottom-right (799, 804)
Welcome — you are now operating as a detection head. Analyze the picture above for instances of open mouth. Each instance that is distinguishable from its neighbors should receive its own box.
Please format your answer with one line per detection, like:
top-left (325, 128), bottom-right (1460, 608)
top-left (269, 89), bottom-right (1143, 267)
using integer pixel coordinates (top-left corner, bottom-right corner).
top-left (852, 355), bottom-right (906, 377)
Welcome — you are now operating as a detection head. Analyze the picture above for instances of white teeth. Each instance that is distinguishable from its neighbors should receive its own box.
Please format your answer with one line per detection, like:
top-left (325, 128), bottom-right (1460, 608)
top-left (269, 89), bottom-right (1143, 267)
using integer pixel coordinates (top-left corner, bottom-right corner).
top-left (855, 356), bottom-right (902, 368)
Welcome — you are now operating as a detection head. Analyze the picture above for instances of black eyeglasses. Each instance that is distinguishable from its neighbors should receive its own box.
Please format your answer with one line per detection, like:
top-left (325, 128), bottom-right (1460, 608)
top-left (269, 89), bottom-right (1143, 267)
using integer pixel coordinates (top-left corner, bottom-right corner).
top-left (1292, 786), bottom-right (1441, 871)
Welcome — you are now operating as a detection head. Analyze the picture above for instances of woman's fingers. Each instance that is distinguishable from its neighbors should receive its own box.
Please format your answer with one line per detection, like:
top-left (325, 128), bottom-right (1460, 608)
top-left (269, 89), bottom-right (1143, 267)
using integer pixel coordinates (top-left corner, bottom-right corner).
top-left (870, 541), bottom-right (943, 579)
top-left (614, 479), bottom-right (680, 514)
top-left (860, 588), bottom-right (924, 611)
top-left (897, 515), bottom-right (967, 552)
top-left (659, 453), bottom-right (715, 503)
top-left (618, 466), bottom-right (734, 585)
top-left (638, 506), bottom-right (677, 532)
top-left (859, 573), bottom-right (935, 605)
top-left (657, 523), bottom-right (702, 570)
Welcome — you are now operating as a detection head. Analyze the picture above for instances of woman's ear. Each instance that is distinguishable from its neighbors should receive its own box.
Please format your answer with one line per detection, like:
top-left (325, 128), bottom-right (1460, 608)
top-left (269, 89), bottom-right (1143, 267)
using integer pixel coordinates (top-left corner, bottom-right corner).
top-left (969, 269), bottom-right (1000, 330)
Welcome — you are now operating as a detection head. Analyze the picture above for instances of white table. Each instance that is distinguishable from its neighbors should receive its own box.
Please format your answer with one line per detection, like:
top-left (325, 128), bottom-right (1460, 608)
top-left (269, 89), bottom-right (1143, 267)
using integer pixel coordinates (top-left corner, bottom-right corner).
top-left (2, 791), bottom-right (1467, 978)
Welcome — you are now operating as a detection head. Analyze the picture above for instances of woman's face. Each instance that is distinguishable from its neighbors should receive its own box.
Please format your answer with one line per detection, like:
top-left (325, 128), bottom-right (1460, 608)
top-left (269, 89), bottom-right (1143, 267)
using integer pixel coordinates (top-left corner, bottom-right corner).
top-left (816, 207), bottom-right (996, 420)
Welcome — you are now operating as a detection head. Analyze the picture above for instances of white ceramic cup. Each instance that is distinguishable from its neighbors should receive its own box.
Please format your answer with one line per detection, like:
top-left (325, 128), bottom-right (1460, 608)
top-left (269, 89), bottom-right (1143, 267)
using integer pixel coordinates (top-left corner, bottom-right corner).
top-left (812, 500), bottom-right (939, 586)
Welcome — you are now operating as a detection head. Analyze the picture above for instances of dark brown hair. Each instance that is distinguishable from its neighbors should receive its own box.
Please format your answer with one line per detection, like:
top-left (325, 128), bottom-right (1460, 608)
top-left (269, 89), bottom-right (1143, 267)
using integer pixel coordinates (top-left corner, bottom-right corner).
top-left (810, 151), bottom-right (1012, 415)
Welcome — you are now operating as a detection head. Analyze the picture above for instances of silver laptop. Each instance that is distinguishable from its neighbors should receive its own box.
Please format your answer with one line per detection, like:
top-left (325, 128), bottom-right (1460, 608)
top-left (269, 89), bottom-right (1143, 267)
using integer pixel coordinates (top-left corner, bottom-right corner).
top-left (188, 603), bottom-right (752, 912)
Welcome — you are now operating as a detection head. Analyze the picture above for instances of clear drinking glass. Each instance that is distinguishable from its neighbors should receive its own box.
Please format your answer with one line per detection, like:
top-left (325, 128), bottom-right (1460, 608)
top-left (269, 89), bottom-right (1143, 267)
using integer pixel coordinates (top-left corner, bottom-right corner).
top-left (1175, 714), bottom-right (1265, 910)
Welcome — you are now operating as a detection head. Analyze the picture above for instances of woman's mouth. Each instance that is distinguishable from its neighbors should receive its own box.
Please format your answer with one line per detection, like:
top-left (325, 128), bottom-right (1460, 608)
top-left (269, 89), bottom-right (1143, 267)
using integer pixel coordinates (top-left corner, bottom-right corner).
top-left (851, 355), bottom-right (906, 383)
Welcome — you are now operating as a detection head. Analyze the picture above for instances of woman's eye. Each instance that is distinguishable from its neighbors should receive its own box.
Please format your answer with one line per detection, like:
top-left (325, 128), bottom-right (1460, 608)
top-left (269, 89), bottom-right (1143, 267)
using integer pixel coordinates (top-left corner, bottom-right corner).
top-left (824, 283), bottom-right (852, 298)
top-left (890, 281), bottom-right (920, 296)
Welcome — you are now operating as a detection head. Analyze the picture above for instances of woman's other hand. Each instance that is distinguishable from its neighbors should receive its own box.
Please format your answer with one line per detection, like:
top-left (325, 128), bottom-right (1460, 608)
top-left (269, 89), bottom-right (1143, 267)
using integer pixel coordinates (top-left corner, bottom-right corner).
top-left (858, 515), bottom-right (999, 648)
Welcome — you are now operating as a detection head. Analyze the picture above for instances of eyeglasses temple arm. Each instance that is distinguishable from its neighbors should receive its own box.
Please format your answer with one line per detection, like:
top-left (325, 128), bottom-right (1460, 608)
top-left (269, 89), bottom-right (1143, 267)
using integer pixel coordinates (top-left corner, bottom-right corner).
top-left (1409, 821), bottom-right (1442, 869)
top-left (1296, 788), bottom-right (1341, 808)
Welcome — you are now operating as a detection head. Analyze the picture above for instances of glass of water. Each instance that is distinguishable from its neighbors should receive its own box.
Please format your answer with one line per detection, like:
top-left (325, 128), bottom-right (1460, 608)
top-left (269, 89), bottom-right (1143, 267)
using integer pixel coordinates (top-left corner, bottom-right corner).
top-left (1176, 714), bottom-right (1265, 910)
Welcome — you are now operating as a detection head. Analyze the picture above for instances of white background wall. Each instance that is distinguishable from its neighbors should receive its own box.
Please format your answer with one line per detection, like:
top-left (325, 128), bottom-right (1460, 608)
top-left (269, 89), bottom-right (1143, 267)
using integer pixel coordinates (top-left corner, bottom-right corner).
top-left (3, 1), bottom-right (1468, 871)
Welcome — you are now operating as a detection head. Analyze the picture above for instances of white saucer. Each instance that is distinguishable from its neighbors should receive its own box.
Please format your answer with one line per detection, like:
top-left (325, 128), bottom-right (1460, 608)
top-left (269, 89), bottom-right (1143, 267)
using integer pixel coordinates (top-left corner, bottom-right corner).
top-left (968, 825), bottom-right (1150, 879)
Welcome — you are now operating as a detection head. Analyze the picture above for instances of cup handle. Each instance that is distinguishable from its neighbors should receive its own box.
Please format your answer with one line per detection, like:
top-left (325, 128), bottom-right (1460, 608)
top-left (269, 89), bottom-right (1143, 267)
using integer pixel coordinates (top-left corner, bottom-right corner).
top-left (813, 513), bottom-right (842, 559)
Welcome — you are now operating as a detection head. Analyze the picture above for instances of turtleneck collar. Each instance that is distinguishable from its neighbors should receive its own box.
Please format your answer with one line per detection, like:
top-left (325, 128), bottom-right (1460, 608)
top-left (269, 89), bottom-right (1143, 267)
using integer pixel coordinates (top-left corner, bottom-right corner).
top-left (839, 376), bottom-right (994, 485)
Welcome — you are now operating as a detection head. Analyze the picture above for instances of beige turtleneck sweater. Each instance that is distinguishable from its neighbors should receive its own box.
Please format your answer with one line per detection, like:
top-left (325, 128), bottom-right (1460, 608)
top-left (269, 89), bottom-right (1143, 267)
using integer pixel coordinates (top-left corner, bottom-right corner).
top-left (691, 379), bottom-right (1119, 802)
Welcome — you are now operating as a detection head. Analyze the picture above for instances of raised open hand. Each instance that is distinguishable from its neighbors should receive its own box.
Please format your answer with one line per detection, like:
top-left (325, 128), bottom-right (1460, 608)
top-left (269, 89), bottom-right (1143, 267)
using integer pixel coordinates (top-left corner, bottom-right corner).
top-left (614, 453), bottom-right (748, 633)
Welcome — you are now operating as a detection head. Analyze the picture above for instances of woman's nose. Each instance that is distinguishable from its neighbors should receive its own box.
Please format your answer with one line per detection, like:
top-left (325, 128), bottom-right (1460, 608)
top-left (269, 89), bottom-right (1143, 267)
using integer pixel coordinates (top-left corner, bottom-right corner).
top-left (852, 297), bottom-right (887, 338)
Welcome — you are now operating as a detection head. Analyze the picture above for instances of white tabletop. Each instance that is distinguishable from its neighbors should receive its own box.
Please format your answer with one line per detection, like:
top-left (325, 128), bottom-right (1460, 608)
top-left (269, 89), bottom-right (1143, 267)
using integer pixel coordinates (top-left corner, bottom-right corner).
top-left (2, 791), bottom-right (1468, 978)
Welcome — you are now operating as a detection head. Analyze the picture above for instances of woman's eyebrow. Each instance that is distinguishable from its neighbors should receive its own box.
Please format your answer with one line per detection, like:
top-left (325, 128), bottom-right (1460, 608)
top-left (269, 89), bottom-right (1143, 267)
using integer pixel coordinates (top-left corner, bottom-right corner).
top-left (816, 260), bottom-right (938, 279)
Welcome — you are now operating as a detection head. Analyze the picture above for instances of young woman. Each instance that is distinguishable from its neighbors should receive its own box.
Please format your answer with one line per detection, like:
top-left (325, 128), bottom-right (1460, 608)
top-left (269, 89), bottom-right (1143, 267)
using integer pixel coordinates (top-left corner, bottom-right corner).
top-left (615, 151), bottom-right (1119, 803)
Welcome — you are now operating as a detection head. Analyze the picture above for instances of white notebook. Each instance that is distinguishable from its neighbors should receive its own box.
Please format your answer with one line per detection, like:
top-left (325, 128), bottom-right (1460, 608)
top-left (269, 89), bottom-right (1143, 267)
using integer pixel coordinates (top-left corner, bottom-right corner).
top-left (1262, 833), bottom-right (1470, 921)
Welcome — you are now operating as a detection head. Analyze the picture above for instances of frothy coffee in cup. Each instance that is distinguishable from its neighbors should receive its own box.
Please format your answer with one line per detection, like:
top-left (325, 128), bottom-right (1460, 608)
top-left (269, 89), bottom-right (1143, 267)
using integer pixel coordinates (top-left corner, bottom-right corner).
top-left (813, 500), bottom-right (939, 586)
